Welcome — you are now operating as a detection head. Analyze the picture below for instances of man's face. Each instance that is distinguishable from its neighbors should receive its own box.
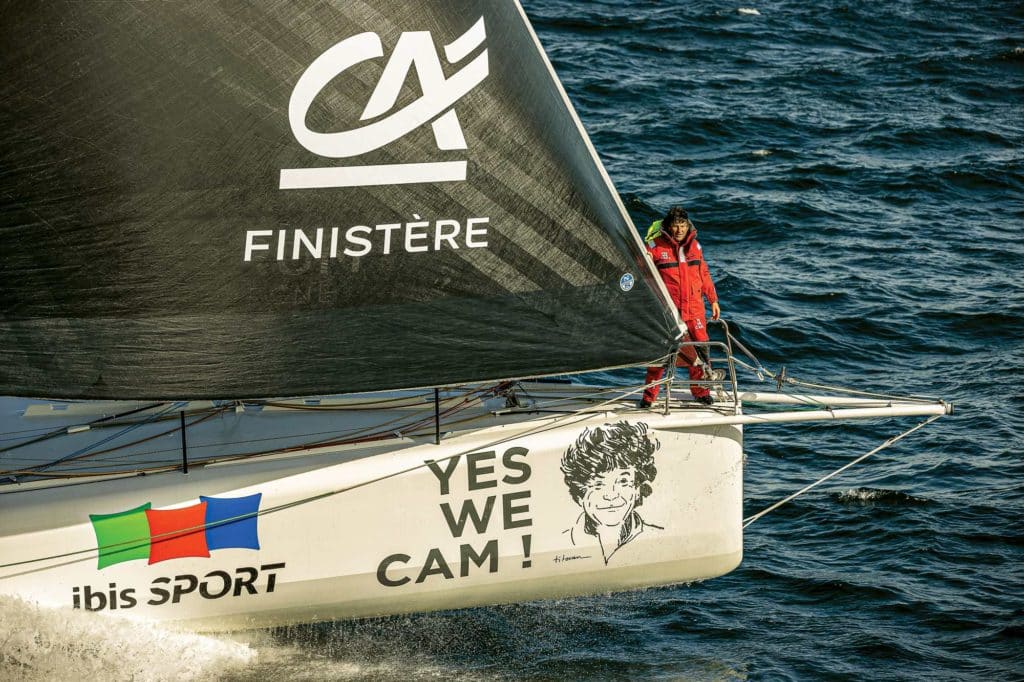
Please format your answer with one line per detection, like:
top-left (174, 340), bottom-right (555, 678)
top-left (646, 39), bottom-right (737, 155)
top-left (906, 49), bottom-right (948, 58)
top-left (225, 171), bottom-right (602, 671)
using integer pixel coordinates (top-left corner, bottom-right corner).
top-left (668, 219), bottom-right (690, 241)
top-left (582, 467), bottom-right (638, 528)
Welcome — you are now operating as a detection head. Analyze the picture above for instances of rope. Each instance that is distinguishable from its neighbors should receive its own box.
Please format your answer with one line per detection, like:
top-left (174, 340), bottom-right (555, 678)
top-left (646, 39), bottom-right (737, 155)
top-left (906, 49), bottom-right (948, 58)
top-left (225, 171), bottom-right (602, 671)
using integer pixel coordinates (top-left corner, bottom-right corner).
top-left (742, 414), bottom-right (942, 528)
top-left (0, 402), bottom-right (167, 455)
top-left (0, 407), bottom-right (230, 471)
top-left (0, 387), bottom-right (496, 481)
top-left (32, 403), bottom-right (186, 473)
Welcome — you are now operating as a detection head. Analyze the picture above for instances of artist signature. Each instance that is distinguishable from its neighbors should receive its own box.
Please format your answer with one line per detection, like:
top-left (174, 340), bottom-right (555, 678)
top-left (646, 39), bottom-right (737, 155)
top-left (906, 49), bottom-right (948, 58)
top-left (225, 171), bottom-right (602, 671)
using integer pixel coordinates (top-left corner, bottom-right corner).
top-left (553, 553), bottom-right (591, 563)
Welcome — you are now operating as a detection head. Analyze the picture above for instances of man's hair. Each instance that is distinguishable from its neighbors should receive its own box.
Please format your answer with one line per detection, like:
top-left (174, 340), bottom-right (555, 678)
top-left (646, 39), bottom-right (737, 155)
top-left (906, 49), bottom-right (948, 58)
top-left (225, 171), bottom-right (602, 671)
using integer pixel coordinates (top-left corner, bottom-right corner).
top-left (560, 421), bottom-right (660, 506)
top-left (663, 206), bottom-right (690, 228)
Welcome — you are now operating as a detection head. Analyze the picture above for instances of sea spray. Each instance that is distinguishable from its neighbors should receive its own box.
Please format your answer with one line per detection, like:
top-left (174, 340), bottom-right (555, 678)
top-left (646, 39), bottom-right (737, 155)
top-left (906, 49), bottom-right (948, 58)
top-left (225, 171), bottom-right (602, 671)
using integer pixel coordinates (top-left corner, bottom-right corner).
top-left (0, 595), bottom-right (254, 681)
top-left (833, 488), bottom-right (932, 506)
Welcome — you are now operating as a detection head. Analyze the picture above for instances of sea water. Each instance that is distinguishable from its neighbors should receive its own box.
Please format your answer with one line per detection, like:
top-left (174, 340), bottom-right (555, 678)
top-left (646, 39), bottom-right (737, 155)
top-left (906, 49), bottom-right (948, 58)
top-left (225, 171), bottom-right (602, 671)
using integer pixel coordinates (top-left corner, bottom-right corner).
top-left (2, 0), bottom-right (1021, 679)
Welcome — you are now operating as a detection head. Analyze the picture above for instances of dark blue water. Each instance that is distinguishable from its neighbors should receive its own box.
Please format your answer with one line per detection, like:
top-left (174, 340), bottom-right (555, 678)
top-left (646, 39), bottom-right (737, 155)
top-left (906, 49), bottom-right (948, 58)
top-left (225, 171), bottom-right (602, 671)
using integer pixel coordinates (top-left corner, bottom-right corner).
top-left (231, 1), bottom-right (1024, 679)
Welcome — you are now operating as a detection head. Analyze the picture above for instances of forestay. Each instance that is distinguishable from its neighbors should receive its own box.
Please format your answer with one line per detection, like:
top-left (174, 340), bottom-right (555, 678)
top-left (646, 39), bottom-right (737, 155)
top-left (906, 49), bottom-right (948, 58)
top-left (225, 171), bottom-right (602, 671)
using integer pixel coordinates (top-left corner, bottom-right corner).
top-left (0, 1), bottom-right (677, 399)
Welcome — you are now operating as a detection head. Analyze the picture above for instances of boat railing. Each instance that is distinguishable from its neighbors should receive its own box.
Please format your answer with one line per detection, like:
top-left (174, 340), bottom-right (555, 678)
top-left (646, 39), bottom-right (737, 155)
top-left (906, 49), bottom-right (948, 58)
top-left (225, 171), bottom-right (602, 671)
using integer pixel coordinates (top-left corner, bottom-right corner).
top-left (660, 319), bottom-right (740, 413)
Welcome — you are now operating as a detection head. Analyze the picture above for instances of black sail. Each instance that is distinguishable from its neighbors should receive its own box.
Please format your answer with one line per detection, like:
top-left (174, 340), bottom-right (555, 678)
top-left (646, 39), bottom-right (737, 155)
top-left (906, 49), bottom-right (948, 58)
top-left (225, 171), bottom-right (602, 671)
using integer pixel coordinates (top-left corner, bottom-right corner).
top-left (0, 1), bottom-right (678, 399)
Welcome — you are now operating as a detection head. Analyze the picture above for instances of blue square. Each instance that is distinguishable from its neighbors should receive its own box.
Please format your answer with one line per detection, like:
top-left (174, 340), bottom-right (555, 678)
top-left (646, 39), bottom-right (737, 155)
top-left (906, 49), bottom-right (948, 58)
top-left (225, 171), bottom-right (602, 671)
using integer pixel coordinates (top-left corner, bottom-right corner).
top-left (201, 493), bottom-right (261, 550)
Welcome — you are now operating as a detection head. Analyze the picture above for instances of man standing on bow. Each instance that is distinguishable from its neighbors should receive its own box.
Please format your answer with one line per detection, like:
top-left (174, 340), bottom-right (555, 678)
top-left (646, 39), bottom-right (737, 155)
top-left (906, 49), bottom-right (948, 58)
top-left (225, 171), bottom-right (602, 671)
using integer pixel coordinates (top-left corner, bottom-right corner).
top-left (641, 206), bottom-right (721, 407)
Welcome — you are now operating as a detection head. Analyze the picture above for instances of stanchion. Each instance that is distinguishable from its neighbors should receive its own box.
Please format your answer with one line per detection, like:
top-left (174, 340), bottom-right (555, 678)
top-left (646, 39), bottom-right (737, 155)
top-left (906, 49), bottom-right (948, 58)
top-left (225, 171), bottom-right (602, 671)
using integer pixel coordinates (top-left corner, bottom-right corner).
top-left (180, 410), bottom-right (189, 474)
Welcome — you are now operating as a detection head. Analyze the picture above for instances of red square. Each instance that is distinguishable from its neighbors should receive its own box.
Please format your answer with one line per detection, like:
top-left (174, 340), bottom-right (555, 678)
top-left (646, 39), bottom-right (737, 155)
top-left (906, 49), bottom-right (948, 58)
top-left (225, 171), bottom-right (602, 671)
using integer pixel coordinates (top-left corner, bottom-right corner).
top-left (146, 502), bottom-right (210, 564)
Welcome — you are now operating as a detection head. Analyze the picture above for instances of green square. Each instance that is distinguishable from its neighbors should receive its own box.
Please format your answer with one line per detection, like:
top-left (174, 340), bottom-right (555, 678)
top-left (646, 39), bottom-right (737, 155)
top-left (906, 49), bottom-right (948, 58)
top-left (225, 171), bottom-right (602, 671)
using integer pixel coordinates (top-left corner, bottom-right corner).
top-left (90, 503), bottom-right (152, 569)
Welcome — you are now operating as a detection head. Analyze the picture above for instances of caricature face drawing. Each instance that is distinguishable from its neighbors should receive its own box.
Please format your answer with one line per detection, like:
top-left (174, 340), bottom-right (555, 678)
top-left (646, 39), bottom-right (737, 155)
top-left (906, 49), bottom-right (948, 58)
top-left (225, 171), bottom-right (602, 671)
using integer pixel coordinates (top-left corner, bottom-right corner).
top-left (582, 467), bottom-right (638, 529)
top-left (561, 421), bottom-right (662, 564)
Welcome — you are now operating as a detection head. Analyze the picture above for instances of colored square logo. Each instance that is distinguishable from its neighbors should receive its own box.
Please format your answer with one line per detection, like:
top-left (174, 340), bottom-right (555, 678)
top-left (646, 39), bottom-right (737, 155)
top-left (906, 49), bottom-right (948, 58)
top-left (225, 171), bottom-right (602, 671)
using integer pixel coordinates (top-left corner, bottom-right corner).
top-left (146, 502), bottom-right (211, 565)
top-left (89, 493), bottom-right (262, 569)
top-left (201, 493), bottom-right (262, 550)
top-left (90, 503), bottom-right (152, 569)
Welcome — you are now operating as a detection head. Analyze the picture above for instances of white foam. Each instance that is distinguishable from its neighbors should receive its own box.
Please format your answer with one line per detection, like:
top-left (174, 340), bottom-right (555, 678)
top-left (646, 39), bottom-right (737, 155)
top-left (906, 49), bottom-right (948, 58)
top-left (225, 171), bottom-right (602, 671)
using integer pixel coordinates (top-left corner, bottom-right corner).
top-left (751, 149), bottom-right (772, 157)
top-left (738, 7), bottom-right (762, 16)
top-left (231, 648), bottom-right (463, 681)
top-left (0, 595), bottom-right (254, 681)
top-left (218, 631), bottom-right (495, 681)
top-left (837, 488), bottom-right (884, 502)
top-left (835, 488), bottom-right (925, 505)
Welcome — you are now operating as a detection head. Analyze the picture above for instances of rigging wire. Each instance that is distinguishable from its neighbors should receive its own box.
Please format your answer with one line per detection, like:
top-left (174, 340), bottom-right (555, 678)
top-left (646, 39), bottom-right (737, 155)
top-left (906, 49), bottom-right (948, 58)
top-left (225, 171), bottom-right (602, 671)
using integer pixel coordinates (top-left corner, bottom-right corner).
top-left (1, 328), bottom-right (937, 482)
top-left (499, 368), bottom-right (673, 413)
top-left (0, 325), bottom-right (950, 572)
top-left (0, 383), bottom-right (646, 573)
top-left (723, 330), bottom-right (939, 405)
top-left (741, 414), bottom-right (942, 528)
top-left (0, 325), bottom-right (950, 573)
top-left (0, 391), bottom-right (473, 449)
top-left (18, 407), bottom-right (230, 470)
top-left (33, 402), bottom-right (186, 474)
top-left (0, 385), bottom-right (498, 480)
top-left (0, 402), bottom-right (168, 455)
top-left (2, 328), bottom-right (920, 480)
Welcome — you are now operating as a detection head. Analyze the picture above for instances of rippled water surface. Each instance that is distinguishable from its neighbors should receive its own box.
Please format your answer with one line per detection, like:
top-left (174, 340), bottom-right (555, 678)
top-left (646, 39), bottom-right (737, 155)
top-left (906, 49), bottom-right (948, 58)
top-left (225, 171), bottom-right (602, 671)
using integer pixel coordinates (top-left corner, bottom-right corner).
top-left (4, 1), bottom-right (1022, 680)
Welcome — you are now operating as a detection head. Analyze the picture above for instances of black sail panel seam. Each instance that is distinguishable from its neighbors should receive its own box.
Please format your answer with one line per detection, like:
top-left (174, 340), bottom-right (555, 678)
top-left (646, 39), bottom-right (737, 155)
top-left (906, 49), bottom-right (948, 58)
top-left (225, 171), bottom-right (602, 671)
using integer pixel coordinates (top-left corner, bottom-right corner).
top-left (491, 239), bottom-right (575, 290)
top-left (471, 167), bottom-right (625, 278)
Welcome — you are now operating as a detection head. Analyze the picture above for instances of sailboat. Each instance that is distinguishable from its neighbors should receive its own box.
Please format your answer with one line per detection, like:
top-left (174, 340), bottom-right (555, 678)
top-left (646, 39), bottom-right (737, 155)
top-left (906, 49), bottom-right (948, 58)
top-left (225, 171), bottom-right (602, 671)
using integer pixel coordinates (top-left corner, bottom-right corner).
top-left (0, 1), bottom-right (949, 632)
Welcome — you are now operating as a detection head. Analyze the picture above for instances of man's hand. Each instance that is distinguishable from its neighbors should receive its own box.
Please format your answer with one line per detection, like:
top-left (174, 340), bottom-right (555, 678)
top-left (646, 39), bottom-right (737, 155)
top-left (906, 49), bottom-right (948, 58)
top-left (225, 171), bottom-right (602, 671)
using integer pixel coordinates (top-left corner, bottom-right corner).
top-left (711, 301), bottom-right (721, 321)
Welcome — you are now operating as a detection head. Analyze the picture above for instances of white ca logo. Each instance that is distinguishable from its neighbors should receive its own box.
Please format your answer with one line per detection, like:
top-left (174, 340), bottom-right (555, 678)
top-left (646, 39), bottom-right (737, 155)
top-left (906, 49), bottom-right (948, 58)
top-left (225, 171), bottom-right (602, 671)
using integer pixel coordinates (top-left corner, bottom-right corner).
top-left (280, 17), bottom-right (488, 190)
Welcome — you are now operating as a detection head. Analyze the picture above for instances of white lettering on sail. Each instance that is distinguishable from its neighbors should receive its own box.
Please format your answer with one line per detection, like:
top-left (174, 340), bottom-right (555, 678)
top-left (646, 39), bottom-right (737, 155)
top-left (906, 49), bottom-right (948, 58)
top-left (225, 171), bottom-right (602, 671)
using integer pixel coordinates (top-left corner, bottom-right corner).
top-left (242, 217), bottom-right (491, 262)
top-left (279, 18), bottom-right (488, 190)
top-left (465, 217), bottom-right (490, 248)
top-left (244, 230), bottom-right (274, 261)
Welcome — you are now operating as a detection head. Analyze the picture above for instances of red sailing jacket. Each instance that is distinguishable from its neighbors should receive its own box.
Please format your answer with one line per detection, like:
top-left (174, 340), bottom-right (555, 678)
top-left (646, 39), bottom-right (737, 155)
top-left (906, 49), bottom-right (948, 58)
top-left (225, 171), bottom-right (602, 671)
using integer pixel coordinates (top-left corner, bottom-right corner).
top-left (646, 228), bottom-right (718, 320)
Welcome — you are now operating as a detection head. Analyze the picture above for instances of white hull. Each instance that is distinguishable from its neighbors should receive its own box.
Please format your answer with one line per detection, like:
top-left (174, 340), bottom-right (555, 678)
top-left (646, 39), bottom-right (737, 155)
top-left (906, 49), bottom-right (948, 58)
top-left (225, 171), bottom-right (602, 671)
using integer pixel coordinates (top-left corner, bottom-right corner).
top-left (0, 397), bottom-right (743, 631)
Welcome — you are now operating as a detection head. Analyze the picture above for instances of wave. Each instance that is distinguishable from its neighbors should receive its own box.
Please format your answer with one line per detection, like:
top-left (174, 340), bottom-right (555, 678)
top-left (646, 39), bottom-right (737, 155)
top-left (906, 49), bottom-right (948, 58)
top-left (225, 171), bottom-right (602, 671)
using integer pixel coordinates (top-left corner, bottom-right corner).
top-left (739, 567), bottom-right (902, 601)
top-left (857, 125), bottom-right (1016, 153)
top-left (994, 46), bottom-right (1024, 62)
top-left (0, 595), bottom-right (253, 681)
top-left (915, 309), bottom-right (1024, 336)
top-left (832, 487), bottom-right (933, 506)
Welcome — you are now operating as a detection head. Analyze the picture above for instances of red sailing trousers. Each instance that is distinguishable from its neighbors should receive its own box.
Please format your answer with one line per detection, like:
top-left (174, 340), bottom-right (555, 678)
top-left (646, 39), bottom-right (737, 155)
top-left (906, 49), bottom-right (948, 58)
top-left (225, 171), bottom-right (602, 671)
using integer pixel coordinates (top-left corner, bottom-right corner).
top-left (642, 317), bottom-right (711, 403)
